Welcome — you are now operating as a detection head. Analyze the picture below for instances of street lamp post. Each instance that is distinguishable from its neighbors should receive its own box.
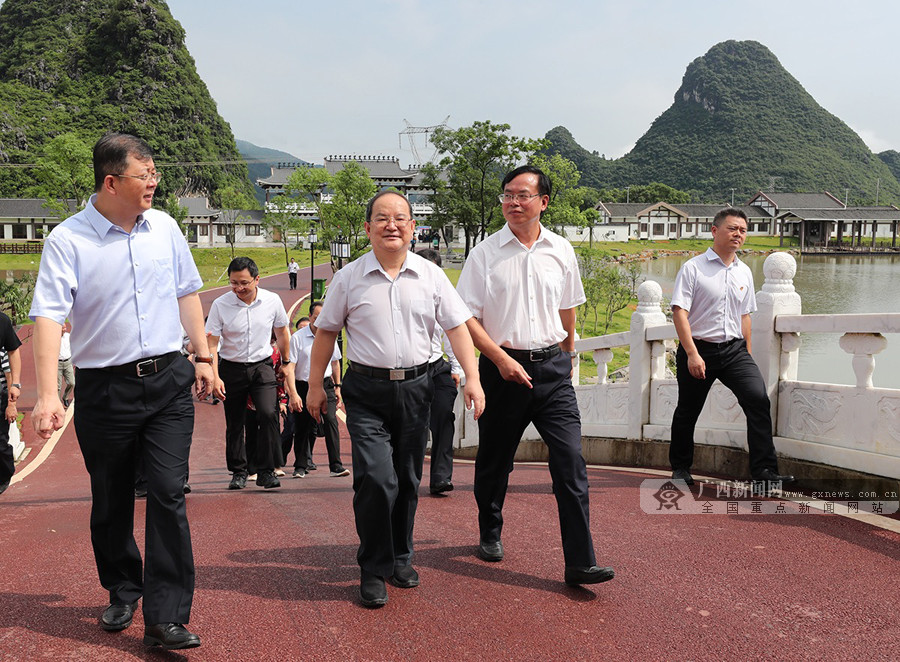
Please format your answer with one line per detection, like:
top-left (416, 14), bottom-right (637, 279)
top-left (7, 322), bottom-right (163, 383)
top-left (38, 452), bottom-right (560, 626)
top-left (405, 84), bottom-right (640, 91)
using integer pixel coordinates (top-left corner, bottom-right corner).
top-left (329, 233), bottom-right (351, 373)
top-left (308, 225), bottom-right (318, 296)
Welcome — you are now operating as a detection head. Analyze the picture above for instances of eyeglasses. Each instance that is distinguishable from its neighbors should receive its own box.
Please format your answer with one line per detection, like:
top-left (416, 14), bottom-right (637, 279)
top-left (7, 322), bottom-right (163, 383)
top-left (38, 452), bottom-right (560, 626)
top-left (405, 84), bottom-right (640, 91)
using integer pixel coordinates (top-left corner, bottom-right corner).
top-left (114, 171), bottom-right (162, 183)
top-left (370, 216), bottom-right (412, 227)
top-left (499, 193), bottom-right (540, 204)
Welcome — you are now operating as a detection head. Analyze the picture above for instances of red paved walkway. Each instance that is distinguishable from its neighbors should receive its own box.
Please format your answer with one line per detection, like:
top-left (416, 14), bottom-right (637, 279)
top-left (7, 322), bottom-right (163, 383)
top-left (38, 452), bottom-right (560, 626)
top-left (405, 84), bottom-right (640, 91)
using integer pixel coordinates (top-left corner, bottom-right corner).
top-left (2, 264), bottom-right (900, 660)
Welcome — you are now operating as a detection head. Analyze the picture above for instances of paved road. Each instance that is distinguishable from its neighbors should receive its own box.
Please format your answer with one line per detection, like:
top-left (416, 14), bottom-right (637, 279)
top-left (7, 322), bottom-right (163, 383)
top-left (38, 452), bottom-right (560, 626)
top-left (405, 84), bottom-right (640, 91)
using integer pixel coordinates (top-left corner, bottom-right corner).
top-left (2, 263), bottom-right (900, 660)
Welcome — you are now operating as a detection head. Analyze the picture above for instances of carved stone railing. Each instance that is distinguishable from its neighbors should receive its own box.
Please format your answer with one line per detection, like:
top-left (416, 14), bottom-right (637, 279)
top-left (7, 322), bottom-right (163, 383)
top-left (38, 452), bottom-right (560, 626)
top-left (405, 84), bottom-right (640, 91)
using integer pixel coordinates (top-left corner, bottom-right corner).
top-left (454, 251), bottom-right (900, 481)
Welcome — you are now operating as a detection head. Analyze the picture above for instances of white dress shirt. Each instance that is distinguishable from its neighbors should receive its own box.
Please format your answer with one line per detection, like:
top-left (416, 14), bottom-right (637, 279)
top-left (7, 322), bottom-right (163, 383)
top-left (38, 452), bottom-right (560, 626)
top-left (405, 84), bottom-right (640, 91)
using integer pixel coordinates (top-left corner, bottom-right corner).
top-left (315, 251), bottom-right (471, 368)
top-left (456, 223), bottom-right (586, 350)
top-left (430, 327), bottom-right (462, 376)
top-left (206, 287), bottom-right (289, 362)
top-left (670, 248), bottom-right (756, 343)
top-left (58, 332), bottom-right (72, 361)
top-left (30, 195), bottom-right (203, 368)
top-left (290, 325), bottom-right (340, 381)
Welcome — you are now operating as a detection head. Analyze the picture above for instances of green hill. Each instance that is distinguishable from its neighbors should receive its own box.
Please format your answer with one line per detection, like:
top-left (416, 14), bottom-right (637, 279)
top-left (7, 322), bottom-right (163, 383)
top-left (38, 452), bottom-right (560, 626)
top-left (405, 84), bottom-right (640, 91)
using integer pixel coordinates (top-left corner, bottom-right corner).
top-left (0, 0), bottom-right (254, 200)
top-left (545, 40), bottom-right (900, 205)
top-left (235, 139), bottom-right (308, 205)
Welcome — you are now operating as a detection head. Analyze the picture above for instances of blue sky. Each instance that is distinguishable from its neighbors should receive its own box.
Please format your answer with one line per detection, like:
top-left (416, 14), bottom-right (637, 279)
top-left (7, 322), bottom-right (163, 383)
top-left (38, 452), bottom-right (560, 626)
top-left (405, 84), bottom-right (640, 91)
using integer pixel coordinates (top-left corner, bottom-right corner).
top-left (6, 0), bottom-right (900, 165)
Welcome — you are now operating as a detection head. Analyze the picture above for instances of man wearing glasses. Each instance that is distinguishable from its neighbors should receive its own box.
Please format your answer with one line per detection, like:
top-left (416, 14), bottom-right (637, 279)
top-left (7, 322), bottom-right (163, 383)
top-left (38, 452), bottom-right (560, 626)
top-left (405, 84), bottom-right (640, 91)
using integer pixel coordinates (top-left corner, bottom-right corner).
top-left (30, 133), bottom-right (212, 650)
top-left (456, 165), bottom-right (615, 587)
top-left (305, 190), bottom-right (485, 608)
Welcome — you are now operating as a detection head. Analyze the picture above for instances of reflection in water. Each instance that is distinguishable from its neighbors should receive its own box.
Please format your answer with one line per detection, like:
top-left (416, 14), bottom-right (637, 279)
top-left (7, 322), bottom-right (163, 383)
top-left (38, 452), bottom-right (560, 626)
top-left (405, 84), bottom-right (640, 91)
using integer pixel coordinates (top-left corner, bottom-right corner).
top-left (640, 253), bottom-right (900, 388)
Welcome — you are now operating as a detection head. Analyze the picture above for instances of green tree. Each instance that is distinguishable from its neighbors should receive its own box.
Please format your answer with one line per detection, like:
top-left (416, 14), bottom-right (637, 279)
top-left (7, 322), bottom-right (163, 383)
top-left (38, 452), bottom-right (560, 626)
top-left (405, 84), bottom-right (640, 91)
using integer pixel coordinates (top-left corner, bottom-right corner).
top-left (531, 153), bottom-right (599, 233)
top-left (214, 186), bottom-right (258, 258)
top-left (596, 263), bottom-right (633, 333)
top-left (597, 182), bottom-right (691, 205)
top-left (160, 193), bottom-right (188, 235)
top-left (263, 194), bottom-right (305, 267)
top-left (429, 121), bottom-right (544, 256)
top-left (0, 272), bottom-right (36, 325)
top-left (320, 161), bottom-right (376, 259)
top-left (30, 132), bottom-right (93, 218)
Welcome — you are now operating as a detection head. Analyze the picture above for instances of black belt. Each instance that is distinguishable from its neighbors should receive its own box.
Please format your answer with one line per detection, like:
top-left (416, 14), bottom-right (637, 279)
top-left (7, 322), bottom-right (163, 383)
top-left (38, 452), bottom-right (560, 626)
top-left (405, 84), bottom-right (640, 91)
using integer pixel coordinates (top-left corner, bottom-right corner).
top-left (349, 361), bottom-right (429, 381)
top-left (503, 344), bottom-right (561, 363)
top-left (100, 351), bottom-right (180, 377)
top-left (693, 337), bottom-right (742, 349)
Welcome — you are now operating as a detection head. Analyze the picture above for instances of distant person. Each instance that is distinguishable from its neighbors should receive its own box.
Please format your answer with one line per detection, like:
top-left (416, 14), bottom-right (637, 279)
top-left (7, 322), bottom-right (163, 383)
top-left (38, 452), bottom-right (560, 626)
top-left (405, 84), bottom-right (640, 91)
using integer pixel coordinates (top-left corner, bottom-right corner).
top-left (29, 132), bottom-right (212, 650)
top-left (289, 301), bottom-right (349, 479)
top-left (416, 248), bottom-right (462, 495)
top-left (207, 256), bottom-right (297, 490)
top-left (288, 257), bottom-right (299, 290)
top-left (0, 312), bottom-right (23, 496)
top-left (669, 208), bottom-right (795, 487)
top-left (58, 320), bottom-right (74, 407)
top-left (431, 234), bottom-right (440, 251)
top-left (456, 165), bottom-right (614, 587)
top-left (281, 317), bottom-right (309, 470)
top-left (305, 190), bottom-right (484, 608)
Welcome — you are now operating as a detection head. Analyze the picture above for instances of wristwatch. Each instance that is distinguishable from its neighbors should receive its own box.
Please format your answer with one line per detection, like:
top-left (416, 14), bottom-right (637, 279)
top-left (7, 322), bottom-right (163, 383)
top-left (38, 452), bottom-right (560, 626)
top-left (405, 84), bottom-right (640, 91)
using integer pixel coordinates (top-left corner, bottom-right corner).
top-left (11, 383), bottom-right (21, 389)
top-left (282, 360), bottom-right (292, 365)
top-left (194, 356), bottom-right (213, 364)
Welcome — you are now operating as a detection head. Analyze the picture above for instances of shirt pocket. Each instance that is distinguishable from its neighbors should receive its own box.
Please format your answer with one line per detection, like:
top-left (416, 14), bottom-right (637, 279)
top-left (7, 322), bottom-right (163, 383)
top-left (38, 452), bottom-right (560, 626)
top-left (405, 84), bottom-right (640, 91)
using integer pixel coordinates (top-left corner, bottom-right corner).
top-left (153, 258), bottom-right (176, 299)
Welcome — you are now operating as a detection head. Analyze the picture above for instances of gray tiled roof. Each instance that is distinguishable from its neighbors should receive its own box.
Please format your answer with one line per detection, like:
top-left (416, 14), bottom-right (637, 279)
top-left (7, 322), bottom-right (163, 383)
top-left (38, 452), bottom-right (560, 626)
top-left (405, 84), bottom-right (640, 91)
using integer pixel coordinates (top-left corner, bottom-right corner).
top-left (597, 203), bottom-right (651, 217)
top-left (777, 207), bottom-right (900, 222)
top-left (0, 198), bottom-right (77, 219)
top-left (324, 156), bottom-right (417, 180)
top-left (178, 196), bottom-right (219, 217)
top-left (750, 192), bottom-right (844, 209)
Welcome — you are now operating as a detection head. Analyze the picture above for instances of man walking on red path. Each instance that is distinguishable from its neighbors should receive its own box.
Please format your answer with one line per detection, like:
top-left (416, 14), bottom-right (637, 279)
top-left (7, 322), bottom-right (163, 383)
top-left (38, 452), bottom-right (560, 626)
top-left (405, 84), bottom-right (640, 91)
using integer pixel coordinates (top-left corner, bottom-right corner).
top-left (669, 208), bottom-right (795, 487)
top-left (306, 190), bottom-right (485, 608)
top-left (456, 165), bottom-right (614, 587)
top-left (0, 310), bottom-right (22, 496)
top-left (29, 132), bottom-right (212, 650)
top-left (207, 256), bottom-right (297, 490)
top-left (288, 300), bottom-right (349, 479)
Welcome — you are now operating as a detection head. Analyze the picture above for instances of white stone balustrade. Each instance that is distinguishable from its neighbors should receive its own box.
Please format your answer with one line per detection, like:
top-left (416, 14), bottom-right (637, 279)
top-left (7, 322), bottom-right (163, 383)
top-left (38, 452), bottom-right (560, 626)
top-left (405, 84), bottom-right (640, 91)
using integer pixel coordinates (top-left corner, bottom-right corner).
top-left (452, 252), bottom-right (900, 480)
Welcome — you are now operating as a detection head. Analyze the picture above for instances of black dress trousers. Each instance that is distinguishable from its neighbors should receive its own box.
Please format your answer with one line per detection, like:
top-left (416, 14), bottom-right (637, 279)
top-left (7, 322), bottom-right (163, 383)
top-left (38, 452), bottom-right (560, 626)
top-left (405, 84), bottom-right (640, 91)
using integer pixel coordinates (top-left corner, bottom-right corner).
top-left (219, 358), bottom-right (280, 475)
top-left (342, 369), bottom-right (433, 577)
top-left (292, 378), bottom-right (343, 472)
top-left (428, 359), bottom-right (458, 486)
top-left (73, 356), bottom-right (196, 625)
top-left (474, 351), bottom-right (596, 568)
top-left (670, 339), bottom-right (778, 477)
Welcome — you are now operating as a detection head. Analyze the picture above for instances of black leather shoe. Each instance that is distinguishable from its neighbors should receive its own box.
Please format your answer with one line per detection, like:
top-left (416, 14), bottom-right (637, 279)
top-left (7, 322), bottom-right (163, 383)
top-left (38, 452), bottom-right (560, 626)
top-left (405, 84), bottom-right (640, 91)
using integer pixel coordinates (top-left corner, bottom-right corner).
top-left (359, 571), bottom-right (388, 608)
top-left (134, 487), bottom-right (147, 498)
top-left (143, 623), bottom-right (201, 650)
top-left (183, 483), bottom-right (191, 494)
top-left (306, 462), bottom-right (317, 471)
top-left (228, 473), bottom-right (247, 490)
top-left (672, 468), bottom-right (695, 486)
top-left (564, 565), bottom-right (615, 586)
top-left (390, 565), bottom-right (420, 588)
top-left (256, 471), bottom-right (281, 489)
top-left (476, 539), bottom-right (504, 562)
top-left (100, 601), bottom-right (138, 631)
top-left (0, 479), bottom-right (9, 495)
top-left (430, 481), bottom-right (454, 495)
top-left (752, 468), bottom-right (795, 484)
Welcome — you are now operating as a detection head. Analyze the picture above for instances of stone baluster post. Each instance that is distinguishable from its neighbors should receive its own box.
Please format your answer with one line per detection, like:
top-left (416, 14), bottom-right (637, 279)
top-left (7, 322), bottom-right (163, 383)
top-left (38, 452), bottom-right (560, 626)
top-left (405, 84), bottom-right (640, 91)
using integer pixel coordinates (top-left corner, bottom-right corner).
top-left (838, 333), bottom-right (888, 389)
top-left (753, 252), bottom-right (802, 436)
top-left (627, 281), bottom-right (667, 440)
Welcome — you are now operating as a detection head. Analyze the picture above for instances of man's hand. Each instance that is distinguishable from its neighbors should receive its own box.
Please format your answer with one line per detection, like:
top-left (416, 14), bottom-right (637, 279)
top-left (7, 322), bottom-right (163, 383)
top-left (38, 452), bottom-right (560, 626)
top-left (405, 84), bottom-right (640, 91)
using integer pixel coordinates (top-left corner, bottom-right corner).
top-left (212, 378), bottom-right (226, 401)
top-left (451, 373), bottom-right (461, 388)
top-left (289, 392), bottom-right (303, 413)
top-left (194, 363), bottom-right (213, 400)
top-left (7, 384), bottom-right (20, 404)
top-left (5, 401), bottom-right (16, 424)
top-left (463, 378), bottom-right (486, 420)
top-left (687, 351), bottom-right (706, 380)
top-left (497, 355), bottom-right (532, 388)
top-left (31, 396), bottom-right (65, 440)
top-left (306, 384), bottom-right (327, 423)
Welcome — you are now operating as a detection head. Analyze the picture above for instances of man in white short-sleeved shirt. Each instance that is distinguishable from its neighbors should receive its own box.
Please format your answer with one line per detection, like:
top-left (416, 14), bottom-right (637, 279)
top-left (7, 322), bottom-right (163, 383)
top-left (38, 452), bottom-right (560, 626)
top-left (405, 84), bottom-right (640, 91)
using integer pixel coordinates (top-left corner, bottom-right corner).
top-left (457, 165), bottom-right (614, 588)
top-left (304, 191), bottom-right (484, 608)
top-left (207, 256), bottom-right (296, 490)
top-left (669, 208), bottom-right (794, 486)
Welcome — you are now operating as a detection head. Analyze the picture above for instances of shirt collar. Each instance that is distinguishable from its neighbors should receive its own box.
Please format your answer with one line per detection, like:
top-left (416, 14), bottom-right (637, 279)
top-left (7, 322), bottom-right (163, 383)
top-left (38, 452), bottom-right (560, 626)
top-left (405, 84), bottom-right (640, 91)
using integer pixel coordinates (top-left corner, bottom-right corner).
top-left (84, 194), bottom-right (151, 239)
top-left (704, 247), bottom-right (739, 268)
top-left (360, 249), bottom-right (423, 279)
top-left (497, 222), bottom-right (550, 249)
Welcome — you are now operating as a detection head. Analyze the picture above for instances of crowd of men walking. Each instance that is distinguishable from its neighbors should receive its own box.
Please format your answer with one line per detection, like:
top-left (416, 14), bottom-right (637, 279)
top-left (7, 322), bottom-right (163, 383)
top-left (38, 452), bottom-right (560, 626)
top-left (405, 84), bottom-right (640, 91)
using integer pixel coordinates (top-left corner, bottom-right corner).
top-left (4, 131), bottom-right (795, 652)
